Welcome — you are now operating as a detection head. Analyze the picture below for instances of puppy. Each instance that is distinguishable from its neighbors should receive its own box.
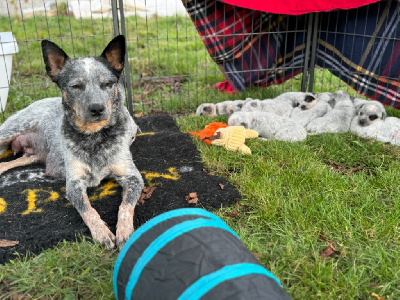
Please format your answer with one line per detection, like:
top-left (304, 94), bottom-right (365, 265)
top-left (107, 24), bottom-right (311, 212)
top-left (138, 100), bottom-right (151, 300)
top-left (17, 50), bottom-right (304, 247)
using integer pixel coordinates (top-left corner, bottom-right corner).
top-left (306, 90), bottom-right (355, 134)
top-left (350, 116), bottom-right (400, 145)
top-left (241, 92), bottom-right (316, 117)
top-left (290, 98), bottom-right (332, 127)
top-left (196, 101), bottom-right (233, 116)
top-left (228, 111), bottom-right (307, 142)
top-left (240, 98), bottom-right (292, 117)
top-left (350, 101), bottom-right (400, 145)
top-left (0, 35), bottom-right (144, 249)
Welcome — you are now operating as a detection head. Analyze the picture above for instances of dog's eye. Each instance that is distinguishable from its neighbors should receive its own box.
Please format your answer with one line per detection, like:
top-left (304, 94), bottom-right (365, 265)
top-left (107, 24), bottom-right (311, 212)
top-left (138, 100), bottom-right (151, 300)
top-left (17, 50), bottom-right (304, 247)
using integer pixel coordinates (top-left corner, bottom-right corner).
top-left (70, 84), bottom-right (84, 90)
top-left (101, 81), bottom-right (114, 89)
top-left (369, 115), bottom-right (378, 121)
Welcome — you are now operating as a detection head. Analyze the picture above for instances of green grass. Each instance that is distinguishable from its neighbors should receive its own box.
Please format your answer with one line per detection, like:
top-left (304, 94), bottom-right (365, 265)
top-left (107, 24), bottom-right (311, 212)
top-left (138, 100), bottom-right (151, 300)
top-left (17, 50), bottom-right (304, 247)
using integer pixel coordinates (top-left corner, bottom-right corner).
top-left (1, 12), bottom-right (400, 300)
top-left (177, 116), bottom-right (400, 299)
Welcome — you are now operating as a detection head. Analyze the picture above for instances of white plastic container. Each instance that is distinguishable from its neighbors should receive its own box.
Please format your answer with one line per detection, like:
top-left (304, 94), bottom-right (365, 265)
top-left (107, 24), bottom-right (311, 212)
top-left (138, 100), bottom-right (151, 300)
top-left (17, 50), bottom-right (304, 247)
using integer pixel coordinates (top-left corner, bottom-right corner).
top-left (0, 32), bottom-right (19, 112)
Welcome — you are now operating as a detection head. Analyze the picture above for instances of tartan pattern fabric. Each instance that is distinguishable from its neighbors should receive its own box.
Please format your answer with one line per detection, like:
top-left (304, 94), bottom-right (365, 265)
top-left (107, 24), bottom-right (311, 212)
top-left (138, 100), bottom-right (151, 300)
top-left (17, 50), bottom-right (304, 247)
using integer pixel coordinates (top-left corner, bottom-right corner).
top-left (317, 1), bottom-right (400, 107)
top-left (182, 0), bottom-right (400, 108)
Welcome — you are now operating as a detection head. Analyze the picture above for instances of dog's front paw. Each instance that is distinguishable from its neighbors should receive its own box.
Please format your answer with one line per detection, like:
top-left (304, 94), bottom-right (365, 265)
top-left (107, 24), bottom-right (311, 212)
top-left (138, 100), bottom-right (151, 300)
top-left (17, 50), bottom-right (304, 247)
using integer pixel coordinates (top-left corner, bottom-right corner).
top-left (116, 223), bottom-right (134, 250)
top-left (90, 221), bottom-right (116, 250)
top-left (116, 202), bottom-right (135, 249)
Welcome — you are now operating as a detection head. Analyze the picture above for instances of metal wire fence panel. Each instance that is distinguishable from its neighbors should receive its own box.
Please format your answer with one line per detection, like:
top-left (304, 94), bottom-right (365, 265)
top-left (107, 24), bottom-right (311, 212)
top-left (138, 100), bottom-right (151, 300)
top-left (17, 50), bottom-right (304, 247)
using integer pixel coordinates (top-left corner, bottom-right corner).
top-left (312, 0), bottom-right (400, 108)
top-left (0, 0), bottom-right (399, 120)
top-left (0, 0), bottom-right (115, 120)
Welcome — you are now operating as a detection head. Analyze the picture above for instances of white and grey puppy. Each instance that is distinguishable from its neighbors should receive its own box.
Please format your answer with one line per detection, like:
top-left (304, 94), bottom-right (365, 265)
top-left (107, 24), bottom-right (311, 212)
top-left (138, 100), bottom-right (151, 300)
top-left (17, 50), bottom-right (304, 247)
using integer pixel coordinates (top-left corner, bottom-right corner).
top-left (240, 93), bottom-right (315, 117)
top-left (196, 100), bottom-right (233, 116)
top-left (228, 111), bottom-right (307, 142)
top-left (306, 90), bottom-right (355, 134)
top-left (350, 116), bottom-right (400, 145)
top-left (349, 101), bottom-right (400, 145)
top-left (290, 98), bottom-right (332, 127)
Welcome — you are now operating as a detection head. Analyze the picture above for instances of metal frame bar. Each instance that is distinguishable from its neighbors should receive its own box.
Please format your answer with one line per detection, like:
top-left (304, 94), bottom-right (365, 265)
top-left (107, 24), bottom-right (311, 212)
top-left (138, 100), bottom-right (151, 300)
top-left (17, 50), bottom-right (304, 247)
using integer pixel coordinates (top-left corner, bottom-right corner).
top-left (301, 14), bottom-right (314, 92)
top-left (307, 12), bottom-right (320, 93)
top-left (111, 0), bottom-right (134, 116)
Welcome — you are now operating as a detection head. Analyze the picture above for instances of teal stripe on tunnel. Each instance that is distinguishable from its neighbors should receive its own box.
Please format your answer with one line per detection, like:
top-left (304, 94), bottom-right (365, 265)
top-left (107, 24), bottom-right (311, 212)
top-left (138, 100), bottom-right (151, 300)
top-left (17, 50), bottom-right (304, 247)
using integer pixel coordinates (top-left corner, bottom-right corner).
top-left (178, 263), bottom-right (283, 300)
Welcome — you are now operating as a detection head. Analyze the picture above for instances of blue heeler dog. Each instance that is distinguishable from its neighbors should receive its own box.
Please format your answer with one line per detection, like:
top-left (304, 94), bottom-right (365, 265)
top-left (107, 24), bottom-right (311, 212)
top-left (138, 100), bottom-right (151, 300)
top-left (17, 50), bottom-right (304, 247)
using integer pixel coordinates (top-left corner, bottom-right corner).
top-left (0, 35), bottom-right (144, 249)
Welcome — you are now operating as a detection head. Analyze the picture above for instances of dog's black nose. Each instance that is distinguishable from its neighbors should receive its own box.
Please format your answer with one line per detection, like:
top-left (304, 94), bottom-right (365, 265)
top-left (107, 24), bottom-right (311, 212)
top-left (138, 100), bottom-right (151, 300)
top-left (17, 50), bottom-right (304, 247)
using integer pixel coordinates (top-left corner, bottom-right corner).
top-left (89, 104), bottom-right (105, 116)
top-left (301, 105), bottom-right (306, 110)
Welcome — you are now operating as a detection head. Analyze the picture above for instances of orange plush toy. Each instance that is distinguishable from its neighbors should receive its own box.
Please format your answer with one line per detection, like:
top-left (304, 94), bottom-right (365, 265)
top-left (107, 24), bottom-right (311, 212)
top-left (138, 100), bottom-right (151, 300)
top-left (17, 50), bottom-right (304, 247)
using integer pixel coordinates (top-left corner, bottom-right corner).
top-left (188, 122), bottom-right (228, 145)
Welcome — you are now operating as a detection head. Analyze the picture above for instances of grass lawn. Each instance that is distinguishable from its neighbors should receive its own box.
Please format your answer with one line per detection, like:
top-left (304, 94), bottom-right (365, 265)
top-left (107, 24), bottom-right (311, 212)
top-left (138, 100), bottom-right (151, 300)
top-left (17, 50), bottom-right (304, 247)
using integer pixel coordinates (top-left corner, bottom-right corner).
top-left (1, 11), bottom-right (400, 300)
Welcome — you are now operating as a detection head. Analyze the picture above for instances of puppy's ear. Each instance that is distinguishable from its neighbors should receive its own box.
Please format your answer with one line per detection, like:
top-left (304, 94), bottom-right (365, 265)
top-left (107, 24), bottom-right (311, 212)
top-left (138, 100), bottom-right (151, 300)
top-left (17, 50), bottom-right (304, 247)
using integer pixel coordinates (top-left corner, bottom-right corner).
top-left (381, 108), bottom-right (387, 120)
top-left (204, 106), bottom-right (212, 113)
top-left (41, 40), bottom-right (69, 83)
top-left (101, 35), bottom-right (126, 74)
top-left (304, 95), bottom-right (316, 103)
top-left (327, 98), bottom-right (336, 108)
top-left (355, 103), bottom-right (364, 114)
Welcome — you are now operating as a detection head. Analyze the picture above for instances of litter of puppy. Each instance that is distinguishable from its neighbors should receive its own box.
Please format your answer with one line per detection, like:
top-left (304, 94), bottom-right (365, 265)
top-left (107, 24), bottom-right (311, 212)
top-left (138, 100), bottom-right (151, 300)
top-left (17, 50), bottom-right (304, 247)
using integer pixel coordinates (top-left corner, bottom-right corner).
top-left (195, 90), bottom-right (400, 147)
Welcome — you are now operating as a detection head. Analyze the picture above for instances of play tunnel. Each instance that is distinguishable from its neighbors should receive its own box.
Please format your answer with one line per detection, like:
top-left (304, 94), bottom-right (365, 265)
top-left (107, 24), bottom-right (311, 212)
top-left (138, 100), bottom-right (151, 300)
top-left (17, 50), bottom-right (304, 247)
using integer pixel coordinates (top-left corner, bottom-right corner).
top-left (113, 208), bottom-right (291, 300)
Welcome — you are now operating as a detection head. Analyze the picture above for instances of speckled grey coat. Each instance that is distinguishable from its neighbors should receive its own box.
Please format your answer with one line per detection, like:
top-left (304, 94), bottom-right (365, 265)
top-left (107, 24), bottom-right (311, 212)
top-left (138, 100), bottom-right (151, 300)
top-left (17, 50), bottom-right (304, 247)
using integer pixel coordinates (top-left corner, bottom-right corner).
top-left (0, 35), bottom-right (144, 250)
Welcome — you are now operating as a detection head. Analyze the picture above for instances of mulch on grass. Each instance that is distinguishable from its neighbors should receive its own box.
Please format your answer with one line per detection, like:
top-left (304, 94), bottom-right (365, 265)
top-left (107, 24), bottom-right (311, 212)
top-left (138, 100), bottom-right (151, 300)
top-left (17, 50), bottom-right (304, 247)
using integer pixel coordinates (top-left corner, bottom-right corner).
top-left (0, 114), bottom-right (241, 264)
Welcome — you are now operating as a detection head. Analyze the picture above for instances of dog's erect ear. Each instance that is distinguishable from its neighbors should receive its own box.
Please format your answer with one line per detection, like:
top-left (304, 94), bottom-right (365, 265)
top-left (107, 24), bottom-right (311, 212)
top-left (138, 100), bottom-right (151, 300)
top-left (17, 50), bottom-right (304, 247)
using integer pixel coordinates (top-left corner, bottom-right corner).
top-left (101, 35), bottom-right (126, 74)
top-left (42, 40), bottom-right (69, 81)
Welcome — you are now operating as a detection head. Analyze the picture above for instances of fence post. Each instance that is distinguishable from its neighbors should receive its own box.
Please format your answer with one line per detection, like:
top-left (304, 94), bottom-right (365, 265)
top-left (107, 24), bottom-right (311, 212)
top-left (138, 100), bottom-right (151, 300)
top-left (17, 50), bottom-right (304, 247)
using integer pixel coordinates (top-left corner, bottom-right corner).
top-left (111, 0), bottom-right (134, 116)
top-left (307, 13), bottom-right (319, 93)
top-left (301, 13), bottom-right (314, 92)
